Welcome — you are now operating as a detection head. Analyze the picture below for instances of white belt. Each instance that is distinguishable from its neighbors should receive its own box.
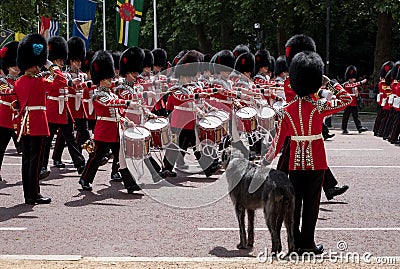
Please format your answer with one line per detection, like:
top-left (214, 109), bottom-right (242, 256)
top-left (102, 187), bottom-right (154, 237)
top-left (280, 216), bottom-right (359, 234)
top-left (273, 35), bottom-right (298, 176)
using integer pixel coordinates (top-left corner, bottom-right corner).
top-left (291, 134), bottom-right (323, 141)
top-left (125, 109), bottom-right (142, 115)
top-left (25, 106), bottom-right (46, 111)
top-left (82, 99), bottom-right (91, 103)
top-left (67, 94), bottom-right (77, 98)
top-left (0, 100), bottom-right (12, 106)
top-left (175, 105), bottom-right (196, 112)
top-left (48, 96), bottom-right (67, 101)
top-left (209, 97), bottom-right (233, 104)
top-left (97, 116), bottom-right (120, 122)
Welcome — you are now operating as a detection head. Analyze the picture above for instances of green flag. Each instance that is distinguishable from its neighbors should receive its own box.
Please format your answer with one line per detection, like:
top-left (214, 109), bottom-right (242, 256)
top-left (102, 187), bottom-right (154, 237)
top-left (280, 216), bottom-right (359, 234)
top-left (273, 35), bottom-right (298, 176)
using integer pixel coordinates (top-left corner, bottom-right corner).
top-left (0, 29), bottom-right (14, 48)
top-left (116, 0), bottom-right (144, 47)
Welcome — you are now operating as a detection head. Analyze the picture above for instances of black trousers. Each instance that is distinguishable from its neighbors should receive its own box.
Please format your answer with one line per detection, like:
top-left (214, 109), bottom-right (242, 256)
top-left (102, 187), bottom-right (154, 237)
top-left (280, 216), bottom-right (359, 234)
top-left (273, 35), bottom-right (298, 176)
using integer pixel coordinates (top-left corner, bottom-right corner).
top-left (81, 140), bottom-right (119, 184)
top-left (277, 137), bottom-right (337, 192)
top-left (377, 109), bottom-right (390, 136)
top-left (341, 106), bottom-right (362, 131)
top-left (0, 126), bottom-right (15, 171)
top-left (52, 129), bottom-right (66, 162)
top-left (389, 111), bottom-right (400, 142)
top-left (42, 120), bottom-right (85, 168)
top-left (21, 136), bottom-right (46, 200)
top-left (373, 105), bottom-right (383, 135)
top-left (163, 128), bottom-right (215, 172)
top-left (74, 118), bottom-right (90, 150)
top-left (289, 169), bottom-right (325, 249)
top-left (382, 108), bottom-right (396, 138)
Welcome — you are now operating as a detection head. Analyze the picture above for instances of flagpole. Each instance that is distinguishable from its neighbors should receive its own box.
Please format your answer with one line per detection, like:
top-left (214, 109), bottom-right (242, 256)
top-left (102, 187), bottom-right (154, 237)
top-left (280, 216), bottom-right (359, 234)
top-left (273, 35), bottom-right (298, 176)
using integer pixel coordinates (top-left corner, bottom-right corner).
top-left (103, 0), bottom-right (106, 50)
top-left (153, 0), bottom-right (158, 49)
top-left (66, 0), bottom-right (70, 39)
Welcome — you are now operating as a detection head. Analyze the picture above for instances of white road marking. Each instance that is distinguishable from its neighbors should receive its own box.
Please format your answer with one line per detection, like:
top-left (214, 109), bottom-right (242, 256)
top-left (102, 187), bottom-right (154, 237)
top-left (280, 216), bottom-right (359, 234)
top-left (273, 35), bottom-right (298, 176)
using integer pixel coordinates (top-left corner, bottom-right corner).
top-left (0, 227), bottom-right (27, 231)
top-left (198, 227), bottom-right (400, 231)
top-left (0, 255), bottom-right (81, 261)
top-left (326, 149), bottom-right (383, 151)
top-left (330, 166), bottom-right (400, 168)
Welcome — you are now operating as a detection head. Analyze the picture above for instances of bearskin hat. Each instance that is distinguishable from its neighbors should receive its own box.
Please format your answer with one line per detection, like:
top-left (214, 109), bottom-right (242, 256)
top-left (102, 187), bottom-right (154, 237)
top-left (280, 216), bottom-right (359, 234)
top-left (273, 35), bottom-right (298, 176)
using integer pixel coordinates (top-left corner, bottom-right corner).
top-left (285, 34), bottom-right (316, 67)
top-left (390, 61), bottom-right (400, 82)
top-left (269, 55), bottom-right (275, 75)
top-left (48, 36), bottom-right (68, 61)
top-left (67, 36), bottom-right (86, 63)
top-left (379, 61), bottom-right (394, 79)
top-left (213, 50), bottom-right (235, 70)
top-left (344, 65), bottom-right (358, 81)
top-left (90, 50), bottom-right (115, 85)
top-left (17, 34), bottom-right (47, 72)
top-left (289, 51), bottom-right (324, 97)
top-left (152, 48), bottom-right (167, 68)
top-left (81, 51), bottom-right (95, 73)
top-left (0, 41), bottom-right (19, 74)
top-left (233, 44), bottom-right (250, 59)
top-left (119, 47), bottom-right (145, 77)
top-left (234, 52), bottom-right (255, 74)
top-left (172, 50), bottom-right (188, 67)
top-left (385, 70), bottom-right (394, 86)
top-left (111, 51), bottom-right (121, 70)
top-left (255, 49), bottom-right (271, 68)
top-left (174, 50), bottom-right (201, 78)
top-left (143, 49), bottom-right (154, 68)
top-left (274, 55), bottom-right (288, 77)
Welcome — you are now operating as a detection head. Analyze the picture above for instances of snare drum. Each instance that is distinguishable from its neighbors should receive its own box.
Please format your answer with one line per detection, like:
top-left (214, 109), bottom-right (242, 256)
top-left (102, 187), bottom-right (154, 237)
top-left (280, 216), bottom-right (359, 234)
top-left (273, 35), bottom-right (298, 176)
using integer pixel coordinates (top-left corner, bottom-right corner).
top-left (207, 110), bottom-right (229, 136)
top-left (198, 116), bottom-right (223, 144)
top-left (236, 107), bottom-right (257, 133)
top-left (123, 126), bottom-right (151, 159)
top-left (257, 107), bottom-right (275, 132)
top-left (144, 117), bottom-right (171, 148)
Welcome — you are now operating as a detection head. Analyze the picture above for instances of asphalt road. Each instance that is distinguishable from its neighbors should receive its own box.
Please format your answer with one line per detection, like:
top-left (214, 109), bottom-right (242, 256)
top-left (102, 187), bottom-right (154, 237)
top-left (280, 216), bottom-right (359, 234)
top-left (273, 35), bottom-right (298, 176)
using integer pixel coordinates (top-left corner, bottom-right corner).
top-left (0, 114), bottom-right (399, 268)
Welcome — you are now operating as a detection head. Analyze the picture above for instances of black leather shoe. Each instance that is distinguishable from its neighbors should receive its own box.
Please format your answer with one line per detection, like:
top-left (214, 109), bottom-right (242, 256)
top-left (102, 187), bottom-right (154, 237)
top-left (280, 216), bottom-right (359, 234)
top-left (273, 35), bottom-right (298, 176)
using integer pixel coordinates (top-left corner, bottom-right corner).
top-left (325, 185), bottom-right (349, 200)
top-left (127, 184), bottom-right (141, 194)
top-left (79, 179), bottom-right (92, 191)
top-left (204, 164), bottom-right (222, 177)
top-left (100, 156), bottom-right (109, 166)
top-left (342, 130), bottom-right (349, 134)
top-left (324, 133), bottom-right (335, 140)
top-left (25, 194), bottom-right (51, 205)
top-left (0, 175), bottom-right (2, 181)
top-left (298, 244), bottom-right (324, 255)
top-left (53, 160), bottom-right (66, 168)
top-left (111, 172), bottom-right (123, 182)
top-left (39, 167), bottom-right (50, 180)
top-left (160, 169), bottom-right (177, 178)
top-left (77, 164), bottom-right (85, 175)
top-left (358, 127), bottom-right (368, 133)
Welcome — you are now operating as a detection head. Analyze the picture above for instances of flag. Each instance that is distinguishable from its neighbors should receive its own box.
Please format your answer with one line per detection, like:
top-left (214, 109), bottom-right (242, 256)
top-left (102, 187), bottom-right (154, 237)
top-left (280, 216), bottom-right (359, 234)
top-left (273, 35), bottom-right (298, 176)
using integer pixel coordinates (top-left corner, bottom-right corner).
top-left (72, 0), bottom-right (97, 50)
top-left (116, 0), bottom-right (144, 47)
top-left (0, 29), bottom-right (14, 48)
top-left (14, 32), bottom-right (26, 42)
top-left (40, 16), bottom-right (60, 39)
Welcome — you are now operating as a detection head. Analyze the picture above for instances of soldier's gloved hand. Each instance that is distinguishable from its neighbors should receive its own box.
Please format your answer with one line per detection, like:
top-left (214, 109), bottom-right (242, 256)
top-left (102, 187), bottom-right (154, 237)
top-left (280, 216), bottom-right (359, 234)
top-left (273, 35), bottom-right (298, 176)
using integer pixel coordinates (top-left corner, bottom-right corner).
top-left (126, 121), bottom-right (135, 128)
top-left (128, 101), bottom-right (140, 109)
top-left (261, 157), bottom-right (271, 166)
top-left (44, 59), bottom-right (54, 69)
top-left (319, 89), bottom-right (333, 100)
top-left (361, 78), bottom-right (367, 84)
top-left (322, 75), bottom-right (330, 86)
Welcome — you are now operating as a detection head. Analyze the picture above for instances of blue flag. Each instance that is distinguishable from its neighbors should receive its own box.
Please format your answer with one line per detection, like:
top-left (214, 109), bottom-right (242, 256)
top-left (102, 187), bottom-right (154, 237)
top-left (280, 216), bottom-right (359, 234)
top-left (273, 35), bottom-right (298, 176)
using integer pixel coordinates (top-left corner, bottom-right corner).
top-left (72, 0), bottom-right (97, 50)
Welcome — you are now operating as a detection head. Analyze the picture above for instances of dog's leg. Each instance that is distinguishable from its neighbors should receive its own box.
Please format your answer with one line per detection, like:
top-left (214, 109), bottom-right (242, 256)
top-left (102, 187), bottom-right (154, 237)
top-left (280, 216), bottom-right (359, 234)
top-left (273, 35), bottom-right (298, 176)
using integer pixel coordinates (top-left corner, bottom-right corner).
top-left (284, 196), bottom-right (296, 253)
top-left (247, 209), bottom-right (255, 248)
top-left (235, 204), bottom-right (247, 249)
top-left (264, 197), bottom-right (282, 255)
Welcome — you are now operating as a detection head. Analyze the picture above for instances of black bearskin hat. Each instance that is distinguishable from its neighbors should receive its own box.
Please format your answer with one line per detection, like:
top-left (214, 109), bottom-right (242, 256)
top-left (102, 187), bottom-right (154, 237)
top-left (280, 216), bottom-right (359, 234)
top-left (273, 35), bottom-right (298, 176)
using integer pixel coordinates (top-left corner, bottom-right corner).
top-left (81, 51), bottom-right (95, 73)
top-left (385, 70), bottom-right (394, 86)
top-left (90, 50), bottom-right (115, 85)
top-left (143, 49), bottom-right (154, 68)
top-left (152, 48), bottom-right (167, 67)
top-left (172, 50), bottom-right (188, 67)
top-left (233, 44), bottom-right (250, 59)
top-left (390, 61), bottom-right (400, 81)
top-left (379, 61), bottom-right (394, 79)
top-left (48, 36), bottom-right (68, 61)
top-left (67, 36), bottom-right (86, 63)
top-left (255, 49), bottom-right (271, 69)
top-left (289, 51), bottom-right (324, 97)
top-left (119, 47), bottom-right (145, 77)
top-left (234, 52), bottom-right (255, 74)
top-left (0, 41), bottom-right (19, 74)
top-left (111, 51), bottom-right (121, 70)
top-left (213, 50), bottom-right (235, 70)
top-left (174, 50), bottom-right (201, 78)
top-left (17, 34), bottom-right (47, 72)
top-left (285, 34), bottom-right (316, 67)
top-left (269, 55), bottom-right (275, 75)
top-left (344, 65), bottom-right (358, 81)
top-left (274, 55), bottom-right (288, 76)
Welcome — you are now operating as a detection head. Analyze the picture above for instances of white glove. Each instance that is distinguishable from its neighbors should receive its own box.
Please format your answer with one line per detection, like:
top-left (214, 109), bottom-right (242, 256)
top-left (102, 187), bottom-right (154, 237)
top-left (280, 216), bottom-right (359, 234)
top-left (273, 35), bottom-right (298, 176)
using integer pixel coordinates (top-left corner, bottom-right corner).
top-left (320, 89), bottom-right (333, 100)
top-left (44, 59), bottom-right (53, 69)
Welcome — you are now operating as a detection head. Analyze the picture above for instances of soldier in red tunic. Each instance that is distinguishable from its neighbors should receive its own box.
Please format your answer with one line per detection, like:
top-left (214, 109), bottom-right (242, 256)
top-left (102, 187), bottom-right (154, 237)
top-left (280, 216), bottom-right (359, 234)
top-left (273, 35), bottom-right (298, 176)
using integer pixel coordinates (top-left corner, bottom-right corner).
top-left (78, 50), bottom-right (140, 193)
top-left (0, 41), bottom-right (19, 181)
top-left (341, 65), bottom-right (368, 134)
top-left (265, 51), bottom-right (352, 254)
top-left (40, 36), bottom-right (86, 178)
top-left (14, 34), bottom-right (68, 204)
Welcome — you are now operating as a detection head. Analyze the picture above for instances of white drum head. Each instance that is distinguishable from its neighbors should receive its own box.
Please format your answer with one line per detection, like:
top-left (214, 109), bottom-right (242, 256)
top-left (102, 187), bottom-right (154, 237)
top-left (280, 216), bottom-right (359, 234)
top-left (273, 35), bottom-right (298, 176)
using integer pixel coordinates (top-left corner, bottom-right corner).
top-left (144, 117), bottom-right (169, 131)
top-left (124, 126), bottom-right (151, 140)
top-left (207, 110), bottom-right (229, 122)
top-left (236, 107), bottom-right (257, 119)
top-left (258, 107), bottom-right (275, 118)
top-left (199, 116), bottom-right (222, 129)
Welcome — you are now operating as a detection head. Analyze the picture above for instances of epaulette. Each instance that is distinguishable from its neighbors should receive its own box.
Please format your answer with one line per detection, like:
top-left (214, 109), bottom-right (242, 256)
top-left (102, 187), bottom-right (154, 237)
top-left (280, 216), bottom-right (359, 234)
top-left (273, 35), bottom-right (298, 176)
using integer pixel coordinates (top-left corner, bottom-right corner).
top-left (92, 90), bottom-right (110, 101)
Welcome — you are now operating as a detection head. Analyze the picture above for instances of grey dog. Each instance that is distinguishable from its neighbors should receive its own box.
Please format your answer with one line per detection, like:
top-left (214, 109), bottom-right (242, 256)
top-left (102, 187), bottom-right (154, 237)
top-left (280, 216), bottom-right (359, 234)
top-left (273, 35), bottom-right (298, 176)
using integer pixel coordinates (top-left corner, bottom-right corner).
top-left (222, 150), bottom-right (296, 254)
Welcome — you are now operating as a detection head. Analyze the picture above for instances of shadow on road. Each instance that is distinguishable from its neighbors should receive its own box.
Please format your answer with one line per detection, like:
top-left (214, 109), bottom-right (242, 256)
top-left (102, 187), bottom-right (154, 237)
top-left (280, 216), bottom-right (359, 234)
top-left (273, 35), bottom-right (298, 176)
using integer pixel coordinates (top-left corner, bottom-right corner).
top-left (0, 204), bottom-right (36, 222)
top-left (209, 246), bottom-right (255, 258)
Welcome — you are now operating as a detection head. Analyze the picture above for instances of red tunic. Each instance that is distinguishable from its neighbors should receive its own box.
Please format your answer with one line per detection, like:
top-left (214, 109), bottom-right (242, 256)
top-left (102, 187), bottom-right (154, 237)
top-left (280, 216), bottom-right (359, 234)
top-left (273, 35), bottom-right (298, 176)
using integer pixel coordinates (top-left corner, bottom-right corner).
top-left (82, 85), bottom-right (97, 120)
top-left (266, 82), bottom-right (352, 170)
top-left (14, 67), bottom-right (68, 136)
top-left (46, 71), bottom-right (69, 124)
top-left (92, 87), bottom-right (130, 142)
top-left (67, 69), bottom-right (86, 119)
top-left (0, 77), bottom-right (17, 129)
top-left (343, 81), bottom-right (363, 107)
top-left (283, 77), bottom-right (296, 103)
